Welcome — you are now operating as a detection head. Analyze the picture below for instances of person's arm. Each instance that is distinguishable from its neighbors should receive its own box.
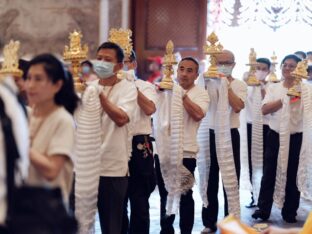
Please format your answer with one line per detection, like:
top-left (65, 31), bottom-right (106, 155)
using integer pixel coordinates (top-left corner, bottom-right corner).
top-left (99, 92), bottom-right (130, 127)
top-left (228, 87), bottom-right (245, 113)
top-left (262, 99), bottom-right (283, 115)
top-left (183, 94), bottom-right (205, 122)
top-left (30, 149), bottom-right (68, 181)
top-left (261, 226), bottom-right (301, 234)
top-left (137, 90), bottom-right (156, 116)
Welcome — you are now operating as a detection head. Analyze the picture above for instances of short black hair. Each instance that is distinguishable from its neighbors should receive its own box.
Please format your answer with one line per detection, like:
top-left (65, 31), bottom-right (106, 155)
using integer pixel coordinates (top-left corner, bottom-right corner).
top-left (97, 42), bottom-right (124, 63)
top-left (179, 57), bottom-right (199, 73)
top-left (81, 60), bottom-right (93, 68)
top-left (129, 50), bottom-right (137, 62)
top-left (282, 54), bottom-right (302, 65)
top-left (307, 65), bottom-right (312, 73)
top-left (294, 51), bottom-right (306, 59)
top-left (256, 58), bottom-right (271, 70)
top-left (18, 59), bottom-right (30, 80)
top-left (307, 51), bottom-right (312, 55)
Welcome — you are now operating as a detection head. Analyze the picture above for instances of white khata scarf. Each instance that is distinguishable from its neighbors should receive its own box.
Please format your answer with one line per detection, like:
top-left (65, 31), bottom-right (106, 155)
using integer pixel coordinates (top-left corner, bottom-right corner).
top-left (155, 84), bottom-right (193, 215)
top-left (298, 83), bottom-right (312, 199)
top-left (74, 85), bottom-right (102, 234)
top-left (215, 78), bottom-right (240, 218)
top-left (196, 74), bottom-right (211, 208)
top-left (250, 86), bottom-right (263, 202)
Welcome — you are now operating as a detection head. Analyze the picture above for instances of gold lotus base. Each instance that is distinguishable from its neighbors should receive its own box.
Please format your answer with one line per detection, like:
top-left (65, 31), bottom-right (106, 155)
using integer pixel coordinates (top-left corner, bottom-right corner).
top-left (74, 77), bottom-right (86, 93)
top-left (159, 77), bottom-right (173, 90)
top-left (247, 76), bottom-right (260, 86)
top-left (287, 89), bottom-right (301, 97)
top-left (203, 68), bottom-right (220, 79)
top-left (268, 73), bottom-right (279, 83)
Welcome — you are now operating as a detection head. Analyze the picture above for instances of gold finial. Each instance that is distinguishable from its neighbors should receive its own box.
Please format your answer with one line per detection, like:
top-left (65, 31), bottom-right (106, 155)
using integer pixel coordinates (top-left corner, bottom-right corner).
top-left (0, 40), bottom-right (23, 78)
top-left (287, 60), bottom-right (308, 97)
top-left (267, 51), bottom-right (279, 83)
top-left (203, 32), bottom-right (223, 78)
top-left (246, 48), bottom-right (260, 86)
top-left (108, 28), bottom-right (133, 59)
top-left (63, 30), bottom-right (88, 92)
top-left (159, 40), bottom-right (176, 90)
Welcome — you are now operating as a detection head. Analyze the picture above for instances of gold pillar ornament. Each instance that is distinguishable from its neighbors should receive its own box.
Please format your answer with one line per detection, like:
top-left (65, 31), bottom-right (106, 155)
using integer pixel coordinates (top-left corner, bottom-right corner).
top-left (246, 48), bottom-right (260, 86)
top-left (63, 30), bottom-right (88, 92)
top-left (267, 51), bottom-right (279, 83)
top-left (203, 32), bottom-right (223, 78)
top-left (159, 40), bottom-right (176, 90)
top-left (287, 60), bottom-right (308, 97)
top-left (108, 28), bottom-right (133, 79)
top-left (108, 28), bottom-right (133, 59)
top-left (0, 40), bottom-right (23, 78)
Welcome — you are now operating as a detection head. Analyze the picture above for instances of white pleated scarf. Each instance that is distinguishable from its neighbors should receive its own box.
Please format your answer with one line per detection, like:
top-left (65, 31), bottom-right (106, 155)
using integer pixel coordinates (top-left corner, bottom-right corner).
top-left (196, 75), bottom-right (211, 208)
top-left (250, 86), bottom-right (263, 202)
top-left (297, 83), bottom-right (312, 199)
top-left (215, 79), bottom-right (240, 218)
top-left (273, 94), bottom-right (291, 208)
top-left (74, 85), bottom-right (102, 234)
top-left (155, 84), bottom-right (191, 215)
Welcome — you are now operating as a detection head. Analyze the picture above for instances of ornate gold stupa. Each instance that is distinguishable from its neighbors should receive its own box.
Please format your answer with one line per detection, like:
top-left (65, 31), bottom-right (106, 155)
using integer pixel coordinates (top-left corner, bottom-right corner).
top-left (159, 40), bottom-right (176, 90)
top-left (108, 28), bottom-right (133, 60)
top-left (203, 32), bottom-right (223, 78)
top-left (287, 60), bottom-right (308, 97)
top-left (63, 30), bottom-right (88, 92)
top-left (246, 48), bottom-right (260, 86)
top-left (0, 40), bottom-right (23, 78)
top-left (267, 51), bottom-right (279, 83)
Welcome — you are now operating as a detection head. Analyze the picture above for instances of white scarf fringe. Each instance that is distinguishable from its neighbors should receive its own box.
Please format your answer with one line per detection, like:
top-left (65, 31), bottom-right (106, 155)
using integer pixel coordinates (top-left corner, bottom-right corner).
top-left (251, 86), bottom-right (263, 202)
top-left (273, 95), bottom-right (291, 208)
top-left (74, 85), bottom-right (102, 234)
top-left (215, 79), bottom-right (240, 218)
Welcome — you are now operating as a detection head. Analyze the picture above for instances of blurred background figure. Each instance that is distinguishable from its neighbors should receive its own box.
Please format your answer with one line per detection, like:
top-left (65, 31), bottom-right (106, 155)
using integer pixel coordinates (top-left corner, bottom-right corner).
top-left (294, 51), bottom-right (306, 60)
top-left (307, 51), bottom-right (312, 65)
top-left (146, 56), bottom-right (163, 84)
top-left (80, 60), bottom-right (98, 84)
top-left (16, 59), bottom-right (30, 105)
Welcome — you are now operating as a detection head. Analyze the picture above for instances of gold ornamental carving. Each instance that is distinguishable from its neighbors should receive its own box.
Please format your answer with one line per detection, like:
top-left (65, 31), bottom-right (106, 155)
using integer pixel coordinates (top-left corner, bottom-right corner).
top-left (246, 48), bottom-right (260, 86)
top-left (159, 40), bottom-right (176, 90)
top-left (0, 40), bottom-right (23, 78)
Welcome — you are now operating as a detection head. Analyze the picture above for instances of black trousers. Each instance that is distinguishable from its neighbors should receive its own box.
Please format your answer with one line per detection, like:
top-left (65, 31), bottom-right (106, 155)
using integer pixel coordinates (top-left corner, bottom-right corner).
top-left (0, 226), bottom-right (8, 234)
top-left (257, 130), bottom-right (302, 219)
top-left (97, 176), bottom-right (128, 234)
top-left (155, 155), bottom-right (196, 234)
top-left (122, 135), bottom-right (156, 234)
top-left (247, 124), bottom-right (270, 187)
top-left (202, 128), bottom-right (240, 229)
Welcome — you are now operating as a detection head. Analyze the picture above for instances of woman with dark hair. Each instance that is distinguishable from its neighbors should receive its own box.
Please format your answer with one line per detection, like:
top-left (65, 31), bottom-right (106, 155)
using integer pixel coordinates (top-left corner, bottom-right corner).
top-left (25, 53), bottom-right (79, 204)
top-left (252, 54), bottom-right (304, 223)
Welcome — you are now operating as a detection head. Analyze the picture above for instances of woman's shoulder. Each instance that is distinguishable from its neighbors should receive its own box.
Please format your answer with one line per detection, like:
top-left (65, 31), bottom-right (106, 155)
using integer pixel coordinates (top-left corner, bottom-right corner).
top-left (52, 107), bottom-right (75, 126)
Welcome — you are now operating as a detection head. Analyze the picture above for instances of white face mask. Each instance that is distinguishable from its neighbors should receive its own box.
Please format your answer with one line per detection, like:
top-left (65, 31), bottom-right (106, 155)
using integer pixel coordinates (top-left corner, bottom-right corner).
top-left (255, 70), bottom-right (268, 81)
top-left (91, 60), bottom-right (115, 79)
top-left (124, 69), bottom-right (136, 81)
top-left (217, 65), bottom-right (233, 77)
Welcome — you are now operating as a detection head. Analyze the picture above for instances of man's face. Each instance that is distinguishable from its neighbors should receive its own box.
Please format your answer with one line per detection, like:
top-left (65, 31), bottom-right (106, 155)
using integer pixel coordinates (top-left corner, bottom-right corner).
top-left (124, 58), bottom-right (137, 70)
top-left (177, 60), bottom-right (198, 89)
top-left (215, 51), bottom-right (235, 77)
top-left (96, 48), bottom-right (122, 73)
top-left (256, 63), bottom-right (270, 73)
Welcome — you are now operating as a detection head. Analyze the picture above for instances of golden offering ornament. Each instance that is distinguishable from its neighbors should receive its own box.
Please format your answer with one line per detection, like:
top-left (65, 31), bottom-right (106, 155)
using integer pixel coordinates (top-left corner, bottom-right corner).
top-left (63, 30), bottom-right (88, 92)
top-left (108, 28), bottom-right (133, 59)
top-left (159, 40), bottom-right (176, 90)
top-left (203, 32), bottom-right (223, 78)
top-left (267, 51), bottom-right (279, 83)
top-left (287, 59), bottom-right (308, 97)
top-left (0, 40), bottom-right (23, 78)
top-left (246, 48), bottom-right (261, 86)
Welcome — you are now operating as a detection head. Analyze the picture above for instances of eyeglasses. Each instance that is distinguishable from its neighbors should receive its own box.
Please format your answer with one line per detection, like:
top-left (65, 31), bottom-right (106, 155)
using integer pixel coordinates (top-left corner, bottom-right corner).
top-left (217, 61), bottom-right (234, 66)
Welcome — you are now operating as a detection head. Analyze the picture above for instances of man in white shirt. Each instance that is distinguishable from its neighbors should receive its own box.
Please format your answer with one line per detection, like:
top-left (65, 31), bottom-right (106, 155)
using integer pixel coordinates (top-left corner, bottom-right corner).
top-left (245, 58), bottom-right (271, 208)
top-left (158, 57), bottom-right (209, 234)
top-left (94, 42), bottom-right (138, 234)
top-left (252, 54), bottom-right (303, 223)
top-left (202, 50), bottom-right (247, 233)
top-left (121, 50), bottom-right (157, 234)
